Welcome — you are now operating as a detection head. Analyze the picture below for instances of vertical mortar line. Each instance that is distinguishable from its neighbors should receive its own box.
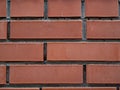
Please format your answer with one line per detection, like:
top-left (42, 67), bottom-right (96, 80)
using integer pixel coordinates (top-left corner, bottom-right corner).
top-left (82, 19), bottom-right (87, 41)
top-left (7, 0), bottom-right (11, 41)
top-left (43, 0), bottom-right (48, 64)
top-left (119, 0), bottom-right (120, 19)
top-left (44, 42), bottom-right (47, 64)
top-left (7, 20), bottom-right (10, 41)
top-left (117, 0), bottom-right (120, 85)
top-left (6, 64), bottom-right (10, 85)
top-left (40, 87), bottom-right (42, 90)
top-left (83, 64), bottom-right (87, 86)
top-left (44, 0), bottom-right (48, 20)
top-left (7, 0), bottom-right (10, 20)
top-left (117, 87), bottom-right (119, 90)
top-left (6, 0), bottom-right (10, 85)
top-left (81, 0), bottom-right (87, 41)
top-left (117, 0), bottom-right (120, 89)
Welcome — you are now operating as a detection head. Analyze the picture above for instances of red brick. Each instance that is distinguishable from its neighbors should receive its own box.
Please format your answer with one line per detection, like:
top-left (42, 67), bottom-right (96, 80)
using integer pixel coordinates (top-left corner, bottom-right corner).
top-left (87, 65), bottom-right (120, 84)
top-left (0, 88), bottom-right (39, 90)
top-left (0, 65), bottom-right (6, 84)
top-left (10, 65), bottom-right (83, 84)
top-left (85, 0), bottom-right (119, 17)
top-left (87, 20), bottom-right (120, 39)
top-left (43, 87), bottom-right (116, 90)
top-left (10, 0), bottom-right (44, 17)
top-left (47, 42), bottom-right (120, 61)
top-left (0, 21), bottom-right (7, 39)
top-left (10, 20), bottom-right (82, 39)
top-left (0, 43), bottom-right (43, 61)
top-left (48, 0), bottom-right (81, 17)
top-left (0, 0), bottom-right (6, 17)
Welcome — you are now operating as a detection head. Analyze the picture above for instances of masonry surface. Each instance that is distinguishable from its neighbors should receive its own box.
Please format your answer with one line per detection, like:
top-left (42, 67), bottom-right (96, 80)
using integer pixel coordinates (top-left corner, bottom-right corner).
top-left (0, 0), bottom-right (120, 90)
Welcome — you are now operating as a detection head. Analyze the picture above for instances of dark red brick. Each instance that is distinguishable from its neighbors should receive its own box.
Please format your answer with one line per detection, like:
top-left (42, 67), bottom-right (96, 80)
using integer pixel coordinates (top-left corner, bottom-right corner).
top-left (10, 65), bottom-right (83, 84)
top-left (85, 0), bottom-right (118, 17)
top-left (10, 20), bottom-right (82, 39)
top-left (48, 0), bottom-right (81, 17)
top-left (47, 42), bottom-right (120, 61)
top-left (87, 65), bottom-right (120, 84)
top-left (0, 43), bottom-right (43, 61)
top-left (43, 87), bottom-right (116, 90)
top-left (0, 0), bottom-right (6, 17)
top-left (0, 21), bottom-right (7, 39)
top-left (10, 0), bottom-right (44, 17)
top-left (87, 20), bottom-right (120, 39)
top-left (0, 65), bottom-right (6, 84)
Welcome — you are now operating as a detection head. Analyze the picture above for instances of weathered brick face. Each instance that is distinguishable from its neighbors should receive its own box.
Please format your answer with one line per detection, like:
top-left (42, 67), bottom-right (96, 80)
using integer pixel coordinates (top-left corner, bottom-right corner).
top-left (0, 0), bottom-right (120, 90)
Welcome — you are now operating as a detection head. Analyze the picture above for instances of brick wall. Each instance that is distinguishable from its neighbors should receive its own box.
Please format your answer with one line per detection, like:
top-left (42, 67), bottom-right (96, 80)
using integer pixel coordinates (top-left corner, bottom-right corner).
top-left (0, 0), bottom-right (120, 90)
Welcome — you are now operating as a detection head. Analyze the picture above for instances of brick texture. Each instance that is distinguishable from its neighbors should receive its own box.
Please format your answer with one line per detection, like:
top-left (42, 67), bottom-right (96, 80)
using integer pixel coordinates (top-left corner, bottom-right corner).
top-left (10, 20), bottom-right (82, 39)
top-left (10, 0), bottom-right (44, 17)
top-left (87, 65), bottom-right (120, 84)
top-left (85, 0), bottom-right (119, 17)
top-left (0, 0), bottom-right (120, 89)
top-left (0, 66), bottom-right (6, 84)
top-left (47, 42), bottom-right (120, 61)
top-left (0, 43), bottom-right (43, 61)
top-left (43, 87), bottom-right (116, 90)
top-left (48, 0), bottom-right (81, 17)
top-left (0, 88), bottom-right (39, 90)
top-left (0, 21), bottom-right (7, 39)
top-left (10, 65), bottom-right (83, 84)
top-left (0, 0), bottom-right (6, 17)
top-left (87, 20), bottom-right (120, 39)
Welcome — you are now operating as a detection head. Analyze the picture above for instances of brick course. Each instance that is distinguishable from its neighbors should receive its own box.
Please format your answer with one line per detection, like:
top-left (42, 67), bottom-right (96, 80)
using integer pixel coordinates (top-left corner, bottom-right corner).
top-left (0, 0), bottom-right (120, 90)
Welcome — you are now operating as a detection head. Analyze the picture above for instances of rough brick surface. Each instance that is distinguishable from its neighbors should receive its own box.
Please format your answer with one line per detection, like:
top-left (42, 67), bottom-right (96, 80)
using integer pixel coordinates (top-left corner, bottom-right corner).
top-left (0, 43), bottom-right (43, 61)
top-left (43, 87), bottom-right (116, 90)
top-left (10, 65), bottom-right (83, 84)
top-left (10, 0), bottom-right (44, 17)
top-left (87, 20), bottom-right (120, 39)
top-left (10, 20), bottom-right (82, 39)
top-left (0, 21), bottom-right (7, 39)
top-left (0, 0), bottom-right (6, 17)
top-left (48, 0), bottom-right (81, 17)
top-left (0, 88), bottom-right (39, 90)
top-left (0, 0), bottom-right (120, 89)
top-left (47, 42), bottom-right (120, 61)
top-left (0, 66), bottom-right (6, 84)
top-left (85, 0), bottom-right (118, 17)
top-left (87, 65), bottom-right (120, 84)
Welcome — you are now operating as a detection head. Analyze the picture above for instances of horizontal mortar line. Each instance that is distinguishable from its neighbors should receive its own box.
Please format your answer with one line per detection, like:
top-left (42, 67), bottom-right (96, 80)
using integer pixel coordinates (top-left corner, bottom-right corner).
top-left (86, 40), bottom-right (120, 42)
top-left (86, 17), bottom-right (120, 20)
top-left (0, 18), bottom-right (7, 20)
top-left (0, 17), bottom-right (120, 20)
top-left (0, 62), bottom-right (44, 65)
top-left (43, 61), bottom-right (120, 65)
top-left (0, 40), bottom-right (84, 42)
top-left (2, 17), bottom-right (120, 20)
top-left (0, 61), bottom-right (120, 65)
top-left (0, 40), bottom-right (120, 42)
top-left (47, 17), bottom-right (82, 20)
top-left (10, 17), bottom-right (44, 20)
top-left (87, 84), bottom-right (120, 87)
top-left (0, 84), bottom-right (120, 88)
top-left (11, 17), bottom-right (81, 19)
top-left (5, 17), bottom-right (82, 20)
